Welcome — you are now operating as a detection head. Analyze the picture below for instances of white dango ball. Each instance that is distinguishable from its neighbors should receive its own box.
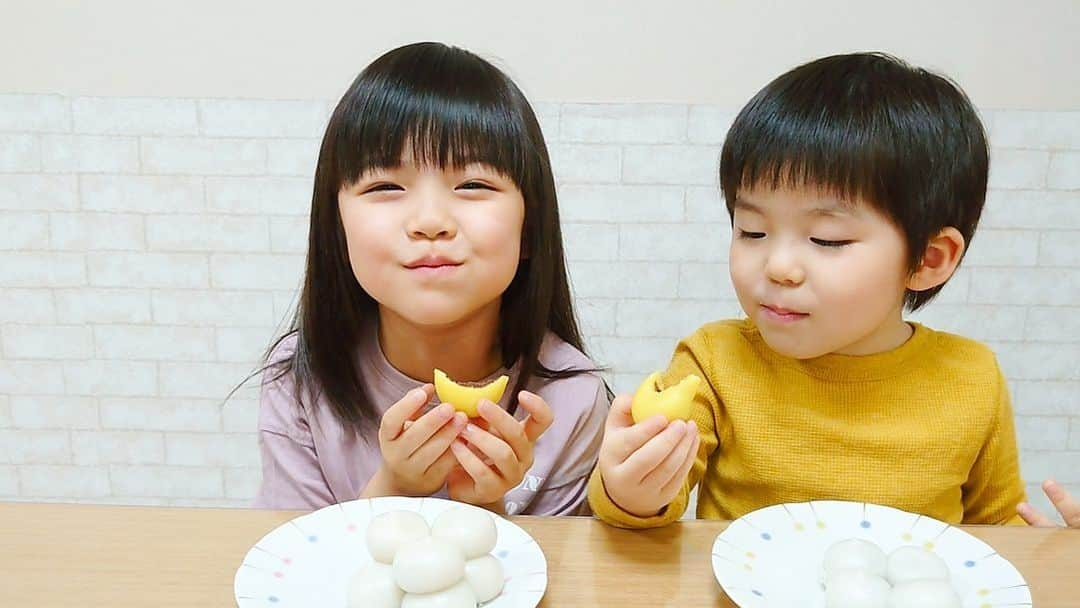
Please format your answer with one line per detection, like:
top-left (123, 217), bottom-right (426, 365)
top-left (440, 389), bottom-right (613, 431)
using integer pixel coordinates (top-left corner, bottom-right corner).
top-left (431, 507), bottom-right (498, 559)
top-left (464, 554), bottom-right (505, 603)
top-left (888, 580), bottom-right (961, 608)
top-left (393, 536), bottom-right (466, 595)
top-left (823, 539), bottom-right (889, 580)
top-left (824, 570), bottom-right (891, 608)
top-left (886, 546), bottom-right (950, 586)
top-left (346, 562), bottom-right (404, 608)
top-left (367, 510), bottom-right (431, 564)
top-left (401, 579), bottom-right (478, 608)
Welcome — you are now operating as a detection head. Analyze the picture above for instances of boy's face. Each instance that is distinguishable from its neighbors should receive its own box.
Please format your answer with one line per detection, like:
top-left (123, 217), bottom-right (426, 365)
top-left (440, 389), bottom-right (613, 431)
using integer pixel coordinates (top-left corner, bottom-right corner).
top-left (728, 186), bottom-right (913, 359)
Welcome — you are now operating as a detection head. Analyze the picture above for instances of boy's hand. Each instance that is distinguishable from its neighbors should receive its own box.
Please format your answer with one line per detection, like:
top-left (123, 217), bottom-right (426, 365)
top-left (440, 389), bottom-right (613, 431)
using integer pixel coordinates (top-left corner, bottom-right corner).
top-left (596, 394), bottom-right (699, 518)
top-left (1017, 478), bottom-right (1080, 528)
top-left (364, 385), bottom-right (468, 498)
top-left (447, 391), bottom-right (554, 509)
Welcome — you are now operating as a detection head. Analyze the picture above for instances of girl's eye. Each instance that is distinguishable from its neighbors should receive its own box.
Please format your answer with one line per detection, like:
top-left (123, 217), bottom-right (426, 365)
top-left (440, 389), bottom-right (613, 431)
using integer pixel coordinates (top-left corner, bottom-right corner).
top-left (811, 238), bottom-right (854, 248)
top-left (363, 183), bottom-right (403, 194)
top-left (458, 181), bottom-right (494, 191)
top-left (738, 229), bottom-right (766, 240)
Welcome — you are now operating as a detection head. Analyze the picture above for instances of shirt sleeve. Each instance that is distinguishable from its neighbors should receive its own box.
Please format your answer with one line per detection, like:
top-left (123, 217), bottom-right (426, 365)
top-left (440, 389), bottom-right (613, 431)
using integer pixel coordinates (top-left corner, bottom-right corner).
top-left (519, 378), bottom-right (610, 516)
top-left (589, 330), bottom-right (722, 528)
top-left (251, 364), bottom-right (335, 510)
top-left (961, 363), bottom-right (1028, 525)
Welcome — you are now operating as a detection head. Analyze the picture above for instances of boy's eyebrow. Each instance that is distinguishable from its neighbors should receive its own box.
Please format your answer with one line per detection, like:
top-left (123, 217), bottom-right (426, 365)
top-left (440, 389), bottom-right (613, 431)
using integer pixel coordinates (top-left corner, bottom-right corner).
top-left (732, 198), bottom-right (763, 214)
top-left (807, 203), bottom-right (856, 218)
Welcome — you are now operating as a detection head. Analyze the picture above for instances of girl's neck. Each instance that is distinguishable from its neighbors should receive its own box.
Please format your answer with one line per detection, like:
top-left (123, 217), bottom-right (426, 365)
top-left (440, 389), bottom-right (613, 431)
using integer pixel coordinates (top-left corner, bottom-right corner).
top-left (376, 302), bottom-right (504, 384)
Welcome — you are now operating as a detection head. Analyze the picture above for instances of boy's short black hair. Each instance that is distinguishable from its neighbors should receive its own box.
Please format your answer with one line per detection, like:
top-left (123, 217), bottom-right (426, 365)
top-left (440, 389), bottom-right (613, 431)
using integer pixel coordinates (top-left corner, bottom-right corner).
top-left (719, 52), bottom-right (989, 311)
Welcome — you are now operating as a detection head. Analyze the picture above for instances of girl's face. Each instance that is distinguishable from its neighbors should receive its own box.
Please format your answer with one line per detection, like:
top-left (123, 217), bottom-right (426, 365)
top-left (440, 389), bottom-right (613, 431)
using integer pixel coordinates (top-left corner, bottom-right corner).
top-left (729, 186), bottom-right (914, 358)
top-left (338, 158), bottom-right (525, 330)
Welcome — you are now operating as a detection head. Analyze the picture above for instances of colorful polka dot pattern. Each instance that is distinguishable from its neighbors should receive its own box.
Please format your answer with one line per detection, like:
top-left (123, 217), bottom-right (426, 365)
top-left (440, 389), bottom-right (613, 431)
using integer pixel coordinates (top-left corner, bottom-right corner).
top-left (711, 500), bottom-right (1032, 608)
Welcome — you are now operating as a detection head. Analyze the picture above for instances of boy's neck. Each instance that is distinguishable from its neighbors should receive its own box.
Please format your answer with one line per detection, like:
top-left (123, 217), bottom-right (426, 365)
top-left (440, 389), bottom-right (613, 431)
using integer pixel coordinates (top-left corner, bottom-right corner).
top-left (376, 303), bottom-right (504, 384)
top-left (830, 312), bottom-right (914, 357)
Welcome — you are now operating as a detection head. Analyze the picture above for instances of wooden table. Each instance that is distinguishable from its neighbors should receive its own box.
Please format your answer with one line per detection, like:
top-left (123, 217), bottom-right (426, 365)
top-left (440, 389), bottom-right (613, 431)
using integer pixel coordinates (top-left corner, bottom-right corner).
top-left (1, 502), bottom-right (1077, 606)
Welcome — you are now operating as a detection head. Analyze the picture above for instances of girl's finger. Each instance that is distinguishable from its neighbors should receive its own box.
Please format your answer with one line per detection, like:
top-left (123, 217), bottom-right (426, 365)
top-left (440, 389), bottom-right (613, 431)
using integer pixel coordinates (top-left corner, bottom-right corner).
top-left (478, 400), bottom-right (531, 464)
top-left (425, 447), bottom-right (461, 482)
top-left (518, 391), bottom-right (555, 443)
top-left (378, 385), bottom-right (434, 444)
top-left (451, 439), bottom-right (501, 487)
top-left (461, 423), bottom-right (517, 479)
top-left (409, 411), bottom-right (468, 465)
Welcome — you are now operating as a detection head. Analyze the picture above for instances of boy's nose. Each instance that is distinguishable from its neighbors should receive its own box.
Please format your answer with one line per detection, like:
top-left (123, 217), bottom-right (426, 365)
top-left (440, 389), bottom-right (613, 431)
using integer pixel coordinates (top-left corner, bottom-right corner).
top-left (765, 250), bottom-right (805, 286)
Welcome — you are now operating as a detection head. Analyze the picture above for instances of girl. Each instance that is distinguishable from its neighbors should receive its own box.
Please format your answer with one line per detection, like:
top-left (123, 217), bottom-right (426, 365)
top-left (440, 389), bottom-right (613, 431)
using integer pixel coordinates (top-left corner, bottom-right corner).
top-left (253, 42), bottom-right (609, 516)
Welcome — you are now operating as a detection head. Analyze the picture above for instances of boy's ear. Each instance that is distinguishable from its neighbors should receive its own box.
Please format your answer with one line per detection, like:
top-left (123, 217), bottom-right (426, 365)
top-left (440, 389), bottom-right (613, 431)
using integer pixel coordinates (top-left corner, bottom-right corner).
top-left (907, 227), bottom-right (966, 292)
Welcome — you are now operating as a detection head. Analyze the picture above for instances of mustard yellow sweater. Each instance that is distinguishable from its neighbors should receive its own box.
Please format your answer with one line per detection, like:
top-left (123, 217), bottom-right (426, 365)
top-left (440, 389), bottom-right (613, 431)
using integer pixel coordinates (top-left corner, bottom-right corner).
top-left (589, 320), bottom-right (1026, 528)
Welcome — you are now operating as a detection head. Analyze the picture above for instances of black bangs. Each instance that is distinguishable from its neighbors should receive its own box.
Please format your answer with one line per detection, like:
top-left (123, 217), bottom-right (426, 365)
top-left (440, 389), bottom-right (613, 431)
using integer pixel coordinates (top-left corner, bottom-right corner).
top-left (327, 42), bottom-right (535, 191)
top-left (721, 53), bottom-right (926, 213)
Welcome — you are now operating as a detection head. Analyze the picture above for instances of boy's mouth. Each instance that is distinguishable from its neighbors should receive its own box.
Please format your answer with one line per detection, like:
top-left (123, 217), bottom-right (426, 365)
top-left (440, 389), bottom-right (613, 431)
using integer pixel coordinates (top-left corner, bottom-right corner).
top-left (760, 304), bottom-right (809, 323)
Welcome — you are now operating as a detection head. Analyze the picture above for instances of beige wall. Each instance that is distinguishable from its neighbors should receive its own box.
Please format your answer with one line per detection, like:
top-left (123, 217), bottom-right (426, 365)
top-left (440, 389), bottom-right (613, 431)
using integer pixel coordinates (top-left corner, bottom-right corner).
top-left (1, 0), bottom-right (1077, 109)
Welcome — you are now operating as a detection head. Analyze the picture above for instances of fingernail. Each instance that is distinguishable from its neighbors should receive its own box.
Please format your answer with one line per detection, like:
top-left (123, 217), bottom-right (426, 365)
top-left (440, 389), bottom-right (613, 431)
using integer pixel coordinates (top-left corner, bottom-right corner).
top-left (464, 423), bottom-right (479, 435)
top-left (436, 403), bottom-right (453, 418)
top-left (411, 388), bottom-right (427, 401)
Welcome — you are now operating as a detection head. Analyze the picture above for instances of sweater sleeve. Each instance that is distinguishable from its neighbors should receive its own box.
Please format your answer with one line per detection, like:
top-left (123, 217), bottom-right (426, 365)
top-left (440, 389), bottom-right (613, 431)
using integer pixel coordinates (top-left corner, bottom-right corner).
top-left (251, 363), bottom-right (335, 510)
top-left (588, 329), bottom-right (723, 528)
top-left (960, 363), bottom-right (1027, 525)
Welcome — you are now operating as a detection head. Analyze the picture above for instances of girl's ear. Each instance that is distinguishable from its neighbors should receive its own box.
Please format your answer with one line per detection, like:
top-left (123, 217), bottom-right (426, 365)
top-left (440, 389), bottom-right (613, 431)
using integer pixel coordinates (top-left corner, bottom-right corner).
top-left (907, 227), bottom-right (966, 292)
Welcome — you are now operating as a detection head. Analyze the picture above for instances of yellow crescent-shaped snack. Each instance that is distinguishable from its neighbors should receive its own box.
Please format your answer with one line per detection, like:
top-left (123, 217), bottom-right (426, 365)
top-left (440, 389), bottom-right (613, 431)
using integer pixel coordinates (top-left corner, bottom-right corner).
top-left (630, 372), bottom-right (701, 424)
top-left (433, 369), bottom-right (510, 418)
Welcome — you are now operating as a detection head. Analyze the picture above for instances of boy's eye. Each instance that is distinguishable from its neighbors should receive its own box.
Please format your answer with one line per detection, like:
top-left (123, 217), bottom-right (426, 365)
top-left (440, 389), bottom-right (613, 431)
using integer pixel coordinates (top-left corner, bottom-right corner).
top-left (738, 229), bottom-right (766, 240)
top-left (811, 238), bottom-right (854, 248)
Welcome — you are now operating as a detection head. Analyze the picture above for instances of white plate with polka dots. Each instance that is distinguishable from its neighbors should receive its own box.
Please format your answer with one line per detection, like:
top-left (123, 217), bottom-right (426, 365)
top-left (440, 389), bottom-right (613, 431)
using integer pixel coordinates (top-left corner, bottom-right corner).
top-left (234, 496), bottom-right (547, 607)
top-left (711, 500), bottom-right (1031, 607)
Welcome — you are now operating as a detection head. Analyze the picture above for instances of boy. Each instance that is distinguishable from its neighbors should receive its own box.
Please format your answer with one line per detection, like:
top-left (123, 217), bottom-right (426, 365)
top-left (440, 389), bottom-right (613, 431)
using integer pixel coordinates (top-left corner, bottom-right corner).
top-left (588, 53), bottom-right (1050, 528)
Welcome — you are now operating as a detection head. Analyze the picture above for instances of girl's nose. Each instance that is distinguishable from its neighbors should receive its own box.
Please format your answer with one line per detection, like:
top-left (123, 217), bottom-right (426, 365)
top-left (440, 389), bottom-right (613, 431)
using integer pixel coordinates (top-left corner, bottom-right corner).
top-left (407, 197), bottom-right (457, 240)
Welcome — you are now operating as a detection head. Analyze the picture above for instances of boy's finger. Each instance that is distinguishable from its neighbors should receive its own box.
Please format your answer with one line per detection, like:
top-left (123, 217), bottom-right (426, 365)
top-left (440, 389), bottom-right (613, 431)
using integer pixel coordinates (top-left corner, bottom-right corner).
top-left (645, 421), bottom-right (698, 490)
top-left (1017, 502), bottom-right (1058, 527)
top-left (608, 413), bottom-right (669, 463)
top-left (518, 391), bottom-right (555, 443)
top-left (1044, 479), bottom-right (1080, 528)
top-left (620, 420), bottom-right (688, 481)
top-left (660, 430), bottom-right (700, 498)
top-left (378, 385), bottom-right (434, 443)
top-left (604, 394), bottom-right (636, 432)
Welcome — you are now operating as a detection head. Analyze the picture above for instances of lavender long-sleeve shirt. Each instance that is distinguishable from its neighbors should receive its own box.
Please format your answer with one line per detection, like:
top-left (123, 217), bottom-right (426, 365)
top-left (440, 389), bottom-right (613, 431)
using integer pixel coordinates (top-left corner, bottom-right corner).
top-left (252, 326), bottom-right (609, 515)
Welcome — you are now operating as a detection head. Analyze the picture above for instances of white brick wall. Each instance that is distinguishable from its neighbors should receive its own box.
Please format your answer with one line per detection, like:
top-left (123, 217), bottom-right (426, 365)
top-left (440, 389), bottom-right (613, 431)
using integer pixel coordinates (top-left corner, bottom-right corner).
top-left (0, 95), bottom-right (1077, 523)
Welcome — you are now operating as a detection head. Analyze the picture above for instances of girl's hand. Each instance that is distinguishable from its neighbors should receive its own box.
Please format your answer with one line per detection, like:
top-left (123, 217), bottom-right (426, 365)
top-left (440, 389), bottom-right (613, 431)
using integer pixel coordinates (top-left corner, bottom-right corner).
top-left (1017, 478), bottom-right (1080, 528)
top-left (446, 391), bottom-right (554, 510)
top-left (363, 384), bottom-right (468, 498)
top-left (596, 394), bottom-right (699, 518)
